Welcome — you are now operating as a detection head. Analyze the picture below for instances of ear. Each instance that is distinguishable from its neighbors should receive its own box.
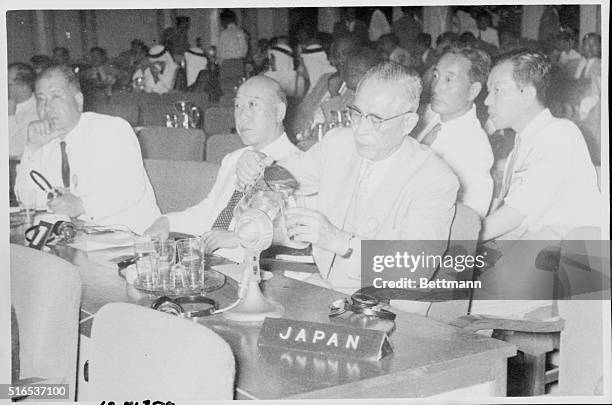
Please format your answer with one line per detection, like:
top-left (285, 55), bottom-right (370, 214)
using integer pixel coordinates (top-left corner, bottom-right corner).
top-left (468, 81), bottom-right (482, 102)
top-left (75, 91), bottom-right (84, 112)
top-left (275, 102), bottom-right (287, 122)
top-left (521, 85), bottom-right (538, 107)
top-left (401, 111), bottom-right (420, 135)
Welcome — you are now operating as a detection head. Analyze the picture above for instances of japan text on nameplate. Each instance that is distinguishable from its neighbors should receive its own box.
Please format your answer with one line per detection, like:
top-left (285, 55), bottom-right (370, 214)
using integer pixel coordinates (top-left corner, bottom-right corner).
top-left (257, 317), bottom-right (393, 361)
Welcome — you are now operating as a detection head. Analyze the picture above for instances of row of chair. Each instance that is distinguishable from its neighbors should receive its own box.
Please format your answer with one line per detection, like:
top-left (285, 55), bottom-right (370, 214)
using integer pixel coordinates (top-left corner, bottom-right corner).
top-left (136, 128), bottom-right (244, 163)
top-left (91, 100), bottom-right (235, 135)
top-left (10, 246), bottom-right (235, 401)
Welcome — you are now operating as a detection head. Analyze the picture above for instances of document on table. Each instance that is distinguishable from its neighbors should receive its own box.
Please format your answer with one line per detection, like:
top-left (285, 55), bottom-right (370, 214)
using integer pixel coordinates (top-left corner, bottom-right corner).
top-left (68, 231), bottom-right (135, 252)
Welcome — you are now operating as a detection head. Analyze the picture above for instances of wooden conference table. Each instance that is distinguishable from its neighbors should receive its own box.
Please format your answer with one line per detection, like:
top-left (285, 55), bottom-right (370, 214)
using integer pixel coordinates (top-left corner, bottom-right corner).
top-left (10, 222), bottom-right (516, 400)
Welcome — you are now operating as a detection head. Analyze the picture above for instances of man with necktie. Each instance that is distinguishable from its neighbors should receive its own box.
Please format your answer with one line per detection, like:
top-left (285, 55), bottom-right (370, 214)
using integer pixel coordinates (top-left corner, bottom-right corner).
top-left (235, 62), bottom-right (459, 293)
top-left (472, 50), bottom-right (602, 318)
top-left (481, 50), bottom-right (601, 242)
top-left (14, 65), bottom-right (160, 234)
top-left (144, 76), bottom-right (300, 262)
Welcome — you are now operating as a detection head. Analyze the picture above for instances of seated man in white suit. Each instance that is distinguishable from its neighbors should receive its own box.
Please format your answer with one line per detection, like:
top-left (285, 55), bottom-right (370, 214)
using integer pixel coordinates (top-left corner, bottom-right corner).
top-left (145, 76), bottom-right (300, 262)
top-left (236, 62), bottom-right (459, 293)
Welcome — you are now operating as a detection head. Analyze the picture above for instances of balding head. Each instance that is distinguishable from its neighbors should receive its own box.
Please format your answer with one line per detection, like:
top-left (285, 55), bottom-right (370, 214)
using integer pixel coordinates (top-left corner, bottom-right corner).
top-left (234, 75), bottom-right (287, 150)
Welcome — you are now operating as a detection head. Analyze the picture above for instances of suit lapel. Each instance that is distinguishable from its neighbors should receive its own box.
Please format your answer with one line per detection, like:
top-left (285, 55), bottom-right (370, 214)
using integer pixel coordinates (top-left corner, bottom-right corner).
top-left (358, 138), bottom-right (432, 235)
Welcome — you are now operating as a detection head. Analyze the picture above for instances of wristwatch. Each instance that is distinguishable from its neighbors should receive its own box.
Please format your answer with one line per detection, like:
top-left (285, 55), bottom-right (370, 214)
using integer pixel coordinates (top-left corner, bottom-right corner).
top-left (340, 233), bottom-right (356, 259)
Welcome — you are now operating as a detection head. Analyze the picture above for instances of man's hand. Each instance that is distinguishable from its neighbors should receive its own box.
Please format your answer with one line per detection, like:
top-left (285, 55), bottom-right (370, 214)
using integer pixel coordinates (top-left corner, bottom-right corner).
top-left (235, 150), bottom-right (271, 190)
top-left (144, 216), bottom-right (170, 241)
top-left (285, 207), bottom-right (350, 255)
top-left (27, 119), bottom-right (66, 151)
top-left (47, 191), bottom-right (85, 218)
top-left (8, 99), bottom-right (17, 116)
top-left (202, 229), bottom-right (240, 254)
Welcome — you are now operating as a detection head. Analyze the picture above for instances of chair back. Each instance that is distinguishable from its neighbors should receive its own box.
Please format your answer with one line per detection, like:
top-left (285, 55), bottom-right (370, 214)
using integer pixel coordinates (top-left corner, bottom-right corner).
top-left (139, 102), bottom-right (175, 127)
top-left (110, 91), bottom-right (162, 107)
top-left (144, 158), bottom-right (220, 213)
top-left (83, 303), bottom-right (235, 400)
top-left (91, 103), bottom-right (139, 127)
top-left (206, 133), bottom-right (244, 164)
top-left (204, 106), bottom-right (236, 135)
top-left (556, 226), bottom-right (605, 394)
top-left (161, 91), bottom-right (209, 113)
top-left (10, 244), bottom-right (82, 399)
top-left (138, 127), bottom-right (206, 161)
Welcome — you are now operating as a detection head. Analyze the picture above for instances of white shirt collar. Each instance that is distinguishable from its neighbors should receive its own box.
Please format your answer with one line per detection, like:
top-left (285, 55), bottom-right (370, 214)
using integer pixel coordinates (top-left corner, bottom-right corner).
top-left (250, 131), bottom-right (294, 160)
top-left (516, 108), bottom-right (553, 143)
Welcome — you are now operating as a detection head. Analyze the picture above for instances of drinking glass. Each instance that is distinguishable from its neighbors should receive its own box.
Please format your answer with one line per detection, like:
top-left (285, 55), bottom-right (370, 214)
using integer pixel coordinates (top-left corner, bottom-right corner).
top-left (283, 192), bottom-right (311, 249)
top-left (176, 238), bottom-right (206, 291)
top-left (134, 236), bottom-right (159, 289)
top-left (16, 188), bottom-right (38, 227)
top-left (154, 239), bottom-right (177, 292)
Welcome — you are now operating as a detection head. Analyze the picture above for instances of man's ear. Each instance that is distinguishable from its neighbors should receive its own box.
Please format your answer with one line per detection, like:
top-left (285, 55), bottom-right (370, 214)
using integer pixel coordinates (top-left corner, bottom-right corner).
top-left (276, 102), bottom-right (287, 122)
top-left (75, 91), bottom-right (84, 112)
top-left (521, 85), bottom-right (538, 107)
top-left (401, 111), bottom-right (420, 135)
top-left (468, 81), bottom-right (482, 102)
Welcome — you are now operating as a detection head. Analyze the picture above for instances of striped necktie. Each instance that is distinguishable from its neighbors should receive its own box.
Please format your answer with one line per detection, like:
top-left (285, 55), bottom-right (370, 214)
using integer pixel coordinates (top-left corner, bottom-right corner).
top-left (211, 189), bottom-right (245, 230)
top-left (60, 141), bottom-right (70, 188)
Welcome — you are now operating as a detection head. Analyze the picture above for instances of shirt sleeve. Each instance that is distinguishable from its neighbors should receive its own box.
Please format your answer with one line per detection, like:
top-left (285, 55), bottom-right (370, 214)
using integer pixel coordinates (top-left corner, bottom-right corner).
top-left (78, 119), bottom-right (153, 223)
top-left (165, 153), bottom-right (234, 235)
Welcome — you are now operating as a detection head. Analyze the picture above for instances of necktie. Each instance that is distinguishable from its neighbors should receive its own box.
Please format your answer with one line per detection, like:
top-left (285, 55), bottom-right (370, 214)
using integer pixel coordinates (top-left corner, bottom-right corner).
top-left (489, 134), bottom-right (521, 214)
top-left (211, 189), bottom-right (245, 230)
top-left (60, 141), bottom-right (70, 188)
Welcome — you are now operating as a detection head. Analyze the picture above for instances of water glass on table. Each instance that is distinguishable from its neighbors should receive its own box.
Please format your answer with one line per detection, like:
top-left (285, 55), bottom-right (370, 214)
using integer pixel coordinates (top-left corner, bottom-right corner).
top-left (16, 188), bottom-right (38, 227)
top-left (154, 239), bottom-right (177, 291)
top-left (134, 236), bottom-right (159, 289)
top-left (176, 238), bottom-right (206, 290)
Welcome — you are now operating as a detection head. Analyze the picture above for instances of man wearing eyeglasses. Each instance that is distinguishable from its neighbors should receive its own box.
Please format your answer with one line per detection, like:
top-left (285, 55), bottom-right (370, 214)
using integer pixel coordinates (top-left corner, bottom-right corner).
top-left (236, 62), bottom-right (459, 293)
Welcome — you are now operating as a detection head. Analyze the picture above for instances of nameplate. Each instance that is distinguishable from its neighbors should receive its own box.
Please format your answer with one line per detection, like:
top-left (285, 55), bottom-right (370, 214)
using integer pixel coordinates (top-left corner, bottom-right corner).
top-left (257, 318), bottom-right (393, 361)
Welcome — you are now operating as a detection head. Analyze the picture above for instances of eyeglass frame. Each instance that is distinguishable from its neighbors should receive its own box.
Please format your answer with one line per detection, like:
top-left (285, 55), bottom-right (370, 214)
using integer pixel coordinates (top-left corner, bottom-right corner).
top-left (347, 105), bottom-right (415, 130)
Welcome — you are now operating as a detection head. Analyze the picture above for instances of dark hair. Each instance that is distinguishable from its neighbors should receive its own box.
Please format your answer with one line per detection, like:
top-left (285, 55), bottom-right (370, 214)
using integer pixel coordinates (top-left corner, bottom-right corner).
top-left (436, 32), bottom-right (459, 47)
top-left (176, 16), bottom-right (190, 25)
top-left (53, 46), bottom-right (69, 56)
top-left (347, 46), bottom-right (381, 69)
top-left (38, 65), bottom-right (81, 93)
top-left (416, 33), bottom-right (432, 48)
top-left (90, 46), bottom-right (107, 58)
top-left (495, 49), bottom-right (550, 105)
top-left (445, 46), bottom-right (491, 85)
top-left (379, 33), bottom-right (400, 47)
top-left (8, 62), bottom-right (36, 90)
top-left (220, 9), bottom-right (237, 27)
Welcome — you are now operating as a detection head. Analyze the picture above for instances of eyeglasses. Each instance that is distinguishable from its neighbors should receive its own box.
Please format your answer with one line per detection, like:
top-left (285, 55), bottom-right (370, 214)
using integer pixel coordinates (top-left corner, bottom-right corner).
top-left (347, 105), bottom-right (413, 131)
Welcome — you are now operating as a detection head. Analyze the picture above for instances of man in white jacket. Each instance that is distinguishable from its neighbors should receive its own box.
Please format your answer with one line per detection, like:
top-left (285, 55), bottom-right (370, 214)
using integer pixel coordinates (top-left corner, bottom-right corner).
top-left (144, 76), bottom-right (300, 261)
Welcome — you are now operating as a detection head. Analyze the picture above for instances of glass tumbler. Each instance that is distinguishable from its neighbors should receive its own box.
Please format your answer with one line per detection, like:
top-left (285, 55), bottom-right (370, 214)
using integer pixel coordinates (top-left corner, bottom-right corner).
top-left (176, 238), bottom-right (206, 291)
top-left (154, 239), bottom-right (177, 292)
top-left (134, 236), bottom-right (159, 289)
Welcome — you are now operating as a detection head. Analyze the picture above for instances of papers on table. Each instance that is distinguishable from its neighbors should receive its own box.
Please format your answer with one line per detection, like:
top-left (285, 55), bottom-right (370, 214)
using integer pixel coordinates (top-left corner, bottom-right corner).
top-left (68, 231), bottom-right (135, 252)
